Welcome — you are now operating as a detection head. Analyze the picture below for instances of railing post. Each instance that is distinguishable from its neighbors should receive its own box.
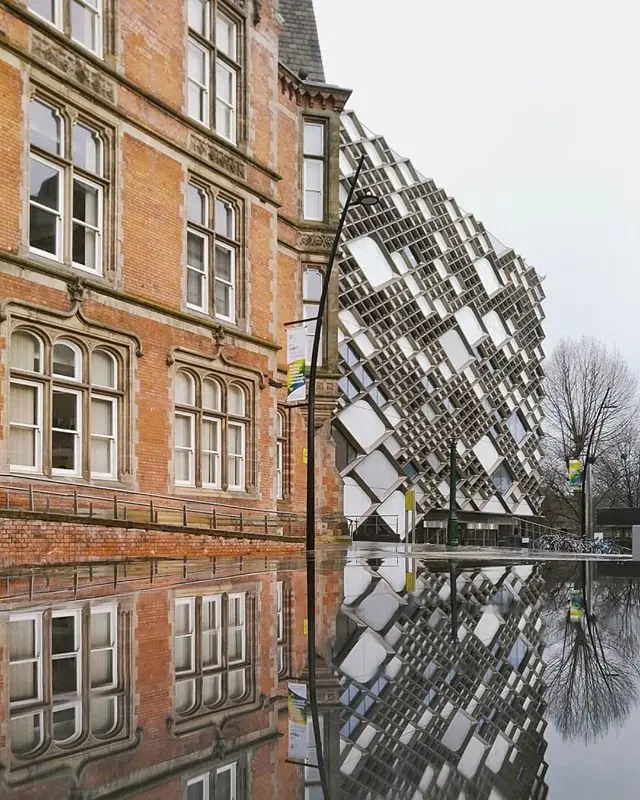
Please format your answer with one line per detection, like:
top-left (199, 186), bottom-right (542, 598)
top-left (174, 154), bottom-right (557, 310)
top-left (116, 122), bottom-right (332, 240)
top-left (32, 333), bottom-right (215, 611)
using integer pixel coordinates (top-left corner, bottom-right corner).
top-left (149, 499), bottom-right (154, 524)
top-left (113, 493), bottom-right (118, 520)
top-left (288, 515), bottom-right (292, 537)
top-left (239, 512), bottom-right (244, 532)
top-left (183, 505), bottom-right (188, 526)
top-left (212, 509), bottom-right (217, 529)
top-left (29, 484), bottom-right (34, 511)
top-left (264, 514), bottom-right (268, 536)
top-left (73, 487), bottom-right (78, 515)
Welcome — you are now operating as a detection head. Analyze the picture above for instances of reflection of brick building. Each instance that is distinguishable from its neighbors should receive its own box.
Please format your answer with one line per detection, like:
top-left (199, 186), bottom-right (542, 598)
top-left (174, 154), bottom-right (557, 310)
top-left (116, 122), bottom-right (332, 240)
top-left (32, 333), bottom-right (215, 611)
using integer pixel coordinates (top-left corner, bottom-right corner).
top-left (336, 561), bottom-right (549, 799)
top-left (0, 0), bottom-right (346, 555)
top-left (0, 556), bottom-right (337, 798)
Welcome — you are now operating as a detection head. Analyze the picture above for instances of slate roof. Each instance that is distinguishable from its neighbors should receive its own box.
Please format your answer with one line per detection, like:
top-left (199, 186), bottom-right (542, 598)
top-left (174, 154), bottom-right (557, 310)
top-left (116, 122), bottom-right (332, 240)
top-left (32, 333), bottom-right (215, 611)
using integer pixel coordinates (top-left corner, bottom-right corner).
top-left (278, 0), bottom-right (326, 83)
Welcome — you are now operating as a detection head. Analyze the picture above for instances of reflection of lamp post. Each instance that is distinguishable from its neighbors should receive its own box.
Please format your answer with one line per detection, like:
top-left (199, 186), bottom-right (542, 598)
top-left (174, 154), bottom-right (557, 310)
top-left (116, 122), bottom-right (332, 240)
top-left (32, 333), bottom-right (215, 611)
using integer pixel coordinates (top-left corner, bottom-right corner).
top-left (447, 437), bottom-right (459, 547)
top-left (305, 153), bottom-right (378, 799)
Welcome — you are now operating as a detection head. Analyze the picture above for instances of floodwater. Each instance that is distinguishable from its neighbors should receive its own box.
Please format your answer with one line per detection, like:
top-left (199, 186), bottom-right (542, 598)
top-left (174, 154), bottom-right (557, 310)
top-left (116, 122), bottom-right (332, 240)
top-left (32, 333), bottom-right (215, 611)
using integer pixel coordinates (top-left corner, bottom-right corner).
top-left (2, 548), bottom-right (639, 799)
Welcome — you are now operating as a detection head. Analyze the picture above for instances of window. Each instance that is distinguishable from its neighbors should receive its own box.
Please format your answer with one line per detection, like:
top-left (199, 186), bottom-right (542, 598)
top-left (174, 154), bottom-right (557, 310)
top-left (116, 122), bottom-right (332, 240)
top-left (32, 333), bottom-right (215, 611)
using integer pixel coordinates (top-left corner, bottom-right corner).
top-left (186, 762), bottom-right (238, 800)
top-left (508, 411), bottom-right (528, 444)
top-left (303, 268), bottom-right (323, 366)
top-left (492, 463), bottom-right (514, 495)
top-left (186, 182), bottom-right (239, 323)
top-left (9, 330), bottom-right (122, 479)
top-left (174, 594), bottom-right (251, 718)
top-left (276, 411), bottom-right (286, 500)
top-left (29, 97), bottom-right (107, 274)
top-left (187, 0), bottom-right (241, 143)
top-left (8, 604), bottom-right (121, 758)
top-left (28, 0), bottom-right (104, 56)
top-left (276, 581), bottom-right (286, 677)
top-left (174, 370), bottom-right (250, 491)
top-left (303, 120), bottom-right (326, 220)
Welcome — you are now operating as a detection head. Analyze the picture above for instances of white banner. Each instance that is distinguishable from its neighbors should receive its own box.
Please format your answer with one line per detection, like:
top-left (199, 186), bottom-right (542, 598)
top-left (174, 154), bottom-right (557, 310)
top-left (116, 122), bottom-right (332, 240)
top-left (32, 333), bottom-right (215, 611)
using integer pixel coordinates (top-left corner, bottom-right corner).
top-left (286, 325), bottom-right (307, 403)
top-left (287, 681), bottom-right (308, 760)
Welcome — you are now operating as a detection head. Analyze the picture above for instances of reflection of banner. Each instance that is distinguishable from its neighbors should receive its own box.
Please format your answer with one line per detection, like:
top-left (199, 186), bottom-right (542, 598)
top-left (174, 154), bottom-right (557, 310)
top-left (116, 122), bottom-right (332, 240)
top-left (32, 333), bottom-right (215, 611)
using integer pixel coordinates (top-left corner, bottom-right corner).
top-left (286, 325), bottom-right (306, 403)
top-left (568, 459), bottom-right (583, 491)
top-left (569, 589), bottom-right (584, 623)
top-left (287, 681), bottom-right (308, 760)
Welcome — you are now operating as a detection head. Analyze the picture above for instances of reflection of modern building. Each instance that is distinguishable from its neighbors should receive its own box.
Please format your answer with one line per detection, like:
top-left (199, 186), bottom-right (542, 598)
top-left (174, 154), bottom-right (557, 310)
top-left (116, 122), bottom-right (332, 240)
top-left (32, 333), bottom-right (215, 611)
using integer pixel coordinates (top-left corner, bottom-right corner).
top-left (334, 113), bottom-right (546, 541)
top-left (335, 560), bottom-right (549, 798)
top-left (0, 557), bottom-right (314, 798)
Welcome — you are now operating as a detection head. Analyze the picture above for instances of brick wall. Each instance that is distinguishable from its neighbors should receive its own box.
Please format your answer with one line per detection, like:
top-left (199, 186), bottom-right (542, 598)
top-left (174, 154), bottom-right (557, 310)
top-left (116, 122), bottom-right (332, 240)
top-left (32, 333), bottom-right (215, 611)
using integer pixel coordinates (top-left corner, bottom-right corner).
top-left (0, 0), bottom-right (347, 553)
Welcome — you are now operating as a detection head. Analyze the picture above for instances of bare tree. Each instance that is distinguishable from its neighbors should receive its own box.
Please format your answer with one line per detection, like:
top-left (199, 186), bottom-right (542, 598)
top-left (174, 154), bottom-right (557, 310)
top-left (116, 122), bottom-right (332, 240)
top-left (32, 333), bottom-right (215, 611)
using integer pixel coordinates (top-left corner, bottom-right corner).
top-left (544, 337), bottom-right (638, 463)
top-left (595, 422), bottom-right (640, 508)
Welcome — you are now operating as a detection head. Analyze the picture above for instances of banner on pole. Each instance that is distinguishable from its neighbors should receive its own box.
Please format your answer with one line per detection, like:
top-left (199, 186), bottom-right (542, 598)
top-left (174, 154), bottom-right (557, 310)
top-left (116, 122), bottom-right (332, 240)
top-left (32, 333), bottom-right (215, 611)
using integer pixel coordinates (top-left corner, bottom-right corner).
top-left (286, 325), bottom-right (306, 403)
top-left (287, 681), bottom-right (308, 761)
top-left (567, 459), bottom-right (583, 492)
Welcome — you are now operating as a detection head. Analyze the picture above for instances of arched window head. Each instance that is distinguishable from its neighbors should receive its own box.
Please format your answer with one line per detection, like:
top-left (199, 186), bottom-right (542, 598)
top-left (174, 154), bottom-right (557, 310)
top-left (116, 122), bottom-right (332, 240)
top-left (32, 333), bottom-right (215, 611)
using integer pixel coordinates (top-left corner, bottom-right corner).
top-left (91, 349), bottom-right (117, 389)
top-left (175, 371), bottom-right (196, 406)
top-left (30, 98), bottom-right (63, 155)
top-left (53, 340), bottom-right (82, 380)
top-left (228, 384), bottom-right (246, 416)
top-left (11, 330), bottom-right (43, 373)
top-left (203, 377), bottom-right (222, 411)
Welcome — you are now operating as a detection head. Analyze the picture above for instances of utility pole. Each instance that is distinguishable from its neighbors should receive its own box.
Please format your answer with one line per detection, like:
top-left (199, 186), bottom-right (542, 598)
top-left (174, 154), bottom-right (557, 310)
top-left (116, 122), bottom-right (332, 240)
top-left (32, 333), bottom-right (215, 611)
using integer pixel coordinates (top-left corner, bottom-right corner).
top-left (447, 437), bottom-right (459, 547)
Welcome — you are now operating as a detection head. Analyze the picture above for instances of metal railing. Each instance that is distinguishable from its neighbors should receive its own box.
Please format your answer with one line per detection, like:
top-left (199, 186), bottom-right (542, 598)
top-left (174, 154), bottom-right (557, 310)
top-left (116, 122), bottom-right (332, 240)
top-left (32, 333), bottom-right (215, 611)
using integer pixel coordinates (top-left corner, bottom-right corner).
top-left (0, 477), bottom-right (313, 539)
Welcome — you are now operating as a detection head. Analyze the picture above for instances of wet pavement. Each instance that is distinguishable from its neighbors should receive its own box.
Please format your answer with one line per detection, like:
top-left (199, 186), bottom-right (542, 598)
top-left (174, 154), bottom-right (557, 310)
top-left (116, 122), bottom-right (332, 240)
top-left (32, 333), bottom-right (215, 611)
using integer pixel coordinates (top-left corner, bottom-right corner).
top-left (1, 549), bottom-right (639, 798)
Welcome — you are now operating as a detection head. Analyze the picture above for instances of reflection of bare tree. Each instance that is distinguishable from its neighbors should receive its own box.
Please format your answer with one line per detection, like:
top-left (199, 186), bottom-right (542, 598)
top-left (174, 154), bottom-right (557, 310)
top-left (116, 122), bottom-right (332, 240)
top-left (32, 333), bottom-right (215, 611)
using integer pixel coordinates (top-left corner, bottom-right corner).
top-left (543, 563), bottom-right (640, 744)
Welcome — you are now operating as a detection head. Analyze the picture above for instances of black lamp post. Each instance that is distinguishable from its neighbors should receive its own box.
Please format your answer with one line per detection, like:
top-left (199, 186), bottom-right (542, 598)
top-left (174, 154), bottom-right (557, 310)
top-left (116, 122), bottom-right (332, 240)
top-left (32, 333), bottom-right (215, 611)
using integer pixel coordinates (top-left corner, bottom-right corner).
top-left (447, 436), bottom-right (459, 547)
top-left (305, 154), bottom-right (378, 799)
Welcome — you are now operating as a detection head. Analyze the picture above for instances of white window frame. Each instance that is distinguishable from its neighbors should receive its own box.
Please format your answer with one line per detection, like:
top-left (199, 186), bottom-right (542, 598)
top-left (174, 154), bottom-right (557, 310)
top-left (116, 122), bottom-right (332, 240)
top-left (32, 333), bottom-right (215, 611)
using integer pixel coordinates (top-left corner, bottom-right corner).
top-left (71, 174), bottom-right (104, 275)
top-left (202, 595), bottom-right (222, 670)
top-left (9, 611), bottom-right (44, 708)
top-left (276, 581), bottom-right (285, 675)
top-left (215, 58), bottom-right (237, 144)
top-left (216, 762), bottom-right (238, 799)
top-left (89, 394), bottom-right (117, 480)
top-left (213, 241), bottom-right (236, 323)
top-left (201, 416), bottom-right (221, 489)
top-left (227, 421), bottom-right (245, 491)
top-left (29, 154), bottom-right (64, 262)
top-left (28, 0), bottom-right (63, 28)
top-left (70, 0), bottom-right (104, 57)
top-left (90, 604), bottom-right (118, 691)
top-left (9, 379), bottom-right (43, 474)
top-left (302, 121), bottom-right (326, 221)
top-left (51, 386), bottom-right (83, 477)
top-left (186, 228), bottom-right (209, 313)
top-left (186, 774), bottom-right (209, 800)
top-left (174, 597), bottom-right (196, 675)
top-left (276, 438), bottom-right (283, 500)
top-left (227, 592), bottom-right (246, 665)
top-left (52, 700), bottom-right (82, 744)
top-left (174, 411), bottom-right (196, 486)
top-left (188, 38), bottom-right (211, 126)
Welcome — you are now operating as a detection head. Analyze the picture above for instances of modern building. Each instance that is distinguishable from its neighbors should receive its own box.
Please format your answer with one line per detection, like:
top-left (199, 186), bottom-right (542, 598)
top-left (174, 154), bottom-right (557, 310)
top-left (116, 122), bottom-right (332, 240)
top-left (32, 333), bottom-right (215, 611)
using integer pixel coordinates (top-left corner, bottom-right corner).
top-left (335, 559), bottom-right (549, 798)
top-left (334, 114), bottom-right (546, 541)
top-left (0, 0), bottom-right (347, 549)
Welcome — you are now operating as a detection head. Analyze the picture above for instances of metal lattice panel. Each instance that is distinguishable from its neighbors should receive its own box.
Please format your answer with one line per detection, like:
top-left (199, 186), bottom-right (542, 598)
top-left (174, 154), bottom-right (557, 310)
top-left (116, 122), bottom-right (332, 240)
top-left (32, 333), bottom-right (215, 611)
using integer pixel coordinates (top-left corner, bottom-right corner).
top-left (335, 111), bottom-right (546, 537)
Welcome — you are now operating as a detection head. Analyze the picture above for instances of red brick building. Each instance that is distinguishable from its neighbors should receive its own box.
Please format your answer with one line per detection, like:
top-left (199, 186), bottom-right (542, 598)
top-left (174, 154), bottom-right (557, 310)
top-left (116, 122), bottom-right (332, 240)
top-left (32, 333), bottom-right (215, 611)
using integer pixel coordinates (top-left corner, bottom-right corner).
top-left (0, 0), bottom-right (349, 555)
top-left (0, 555), bottom-right (344, 797)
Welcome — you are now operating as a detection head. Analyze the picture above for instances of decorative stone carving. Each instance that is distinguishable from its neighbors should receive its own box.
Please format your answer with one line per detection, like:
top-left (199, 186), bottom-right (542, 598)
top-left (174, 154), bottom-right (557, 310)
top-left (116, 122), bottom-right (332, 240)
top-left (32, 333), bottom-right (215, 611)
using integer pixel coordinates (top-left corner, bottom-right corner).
top-left (212, 324), bottom-right (227, 348)
top-left (67, 276), bottom-right (86, 304)
top-left (188, 133), bottom-right (247, 180)
top-left (299, 232), bottom-right (336, 251)
top-left (30, 33), bottom-right (116, 103)
top-left (253, 0), bottom-right (262, 24)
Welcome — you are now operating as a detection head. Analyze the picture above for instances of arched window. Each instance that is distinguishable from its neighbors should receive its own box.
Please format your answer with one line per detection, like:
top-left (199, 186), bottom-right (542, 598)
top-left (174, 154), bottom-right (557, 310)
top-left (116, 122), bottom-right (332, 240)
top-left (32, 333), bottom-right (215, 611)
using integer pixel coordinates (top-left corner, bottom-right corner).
top-left (227, 384), bottom-right (247, 490)
top-left (276, 411), bottom-right (286, 500)
top-left (303, 268), bottom-right (323, 365)
top-left (173, 372), bottom-right (250, 491)
top-left (8, 328), bottom-right (127, 480)
top-left (90, 350), bottom-right (118, 479)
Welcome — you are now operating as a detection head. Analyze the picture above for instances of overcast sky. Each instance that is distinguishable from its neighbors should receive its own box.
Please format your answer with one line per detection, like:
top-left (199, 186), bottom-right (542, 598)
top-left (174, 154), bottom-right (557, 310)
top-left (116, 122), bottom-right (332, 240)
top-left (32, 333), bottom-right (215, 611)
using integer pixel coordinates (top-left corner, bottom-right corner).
top-left (315, 0), bottom-right (640, 371)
